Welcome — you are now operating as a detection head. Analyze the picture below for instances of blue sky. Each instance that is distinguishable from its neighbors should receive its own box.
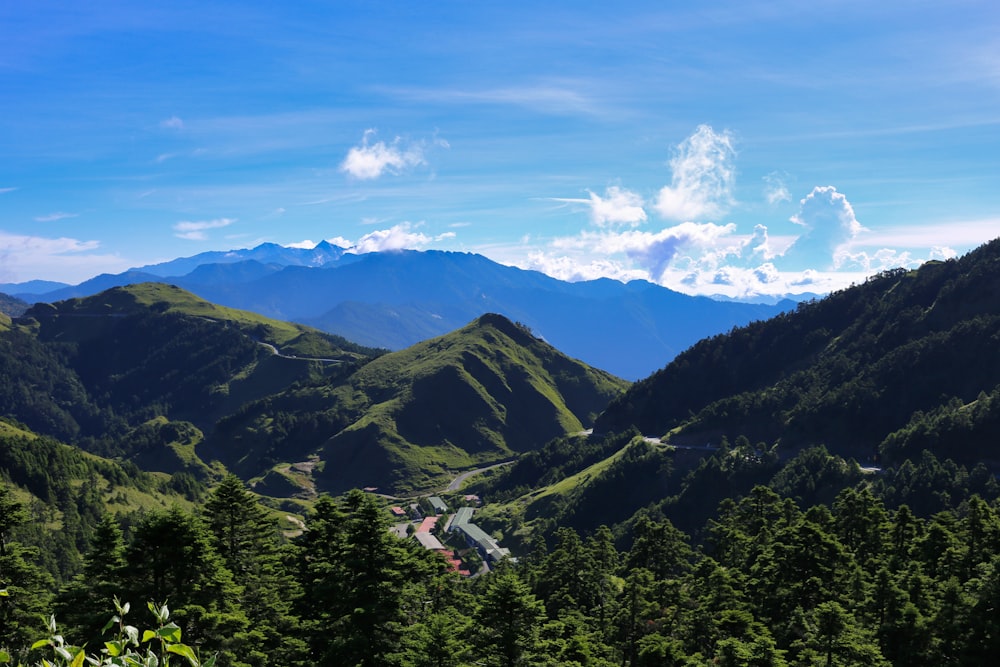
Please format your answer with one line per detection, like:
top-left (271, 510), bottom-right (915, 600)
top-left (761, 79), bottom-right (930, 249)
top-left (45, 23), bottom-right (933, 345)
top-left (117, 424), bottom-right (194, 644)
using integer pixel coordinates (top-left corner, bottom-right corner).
top-left (2, 1), bottom-right (999, 297)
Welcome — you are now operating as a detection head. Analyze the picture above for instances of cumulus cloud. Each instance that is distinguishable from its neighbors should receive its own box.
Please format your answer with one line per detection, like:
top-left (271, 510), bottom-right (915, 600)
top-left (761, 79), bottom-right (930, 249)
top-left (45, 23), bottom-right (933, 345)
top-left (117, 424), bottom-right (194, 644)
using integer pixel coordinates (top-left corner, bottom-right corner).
top-left (552, 221), bottom-right (742, 283)
top-left (553, 186), bottom-right (647, 228)
top-left (0, 232), bottom-right (129, 284)
top-left (780, 186), bottom-right (865, 270)
top-left (173, 217), bottom-right (236, 241)
top-left (519, 252), bottom-right (648, 283)
top-left (747, 224), bottom-right (776, 260)
top-left (34, 212), bottom-right (78, 223)
top-left (764, 172), bottom-right (791, 205)
top-left (340, 129), bottom-right (427, 180)
top-left (929, 245), bottom-right (958, 260)
top-left (654, 125), bottom-right (736, 221)
top-left (753, 263), bottom-right (780, 284)
top-left (285, 227), bottom-right (448, 254)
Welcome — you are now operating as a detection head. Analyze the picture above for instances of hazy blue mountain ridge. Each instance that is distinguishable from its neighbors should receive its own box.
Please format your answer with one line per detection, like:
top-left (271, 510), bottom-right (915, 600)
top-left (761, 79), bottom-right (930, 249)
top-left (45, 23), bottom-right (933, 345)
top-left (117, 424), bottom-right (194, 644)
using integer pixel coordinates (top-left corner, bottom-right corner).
top-left (17, 246), bottom-right (791, 379)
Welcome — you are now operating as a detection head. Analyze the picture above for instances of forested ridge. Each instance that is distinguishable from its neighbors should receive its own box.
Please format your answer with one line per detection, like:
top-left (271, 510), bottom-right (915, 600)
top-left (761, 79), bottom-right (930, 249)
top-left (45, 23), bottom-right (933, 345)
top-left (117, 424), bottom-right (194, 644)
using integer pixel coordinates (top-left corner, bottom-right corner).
top-left (596, 237), bottom-right (1000, 466)
top-left (3, 240), bottom-right (1000, 665)
top-left (4, 449), bottom-right (1000, 666)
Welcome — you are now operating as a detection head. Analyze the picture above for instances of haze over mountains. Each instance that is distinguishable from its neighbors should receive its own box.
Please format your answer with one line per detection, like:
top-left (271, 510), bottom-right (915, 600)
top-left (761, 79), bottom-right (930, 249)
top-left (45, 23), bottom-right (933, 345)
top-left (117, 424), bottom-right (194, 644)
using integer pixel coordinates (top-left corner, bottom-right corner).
top-left (1, 243), bottom-right (793, 380)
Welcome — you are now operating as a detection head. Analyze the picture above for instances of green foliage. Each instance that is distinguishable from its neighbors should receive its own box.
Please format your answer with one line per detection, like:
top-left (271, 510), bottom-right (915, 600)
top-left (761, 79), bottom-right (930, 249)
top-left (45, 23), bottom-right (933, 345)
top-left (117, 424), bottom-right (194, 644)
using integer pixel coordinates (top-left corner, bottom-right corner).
top-left (597, 238), bottom-right (1000, 466)
top-left (216, 313), bottom-right (628, 495)
top-left (16, 598), bottom-right (216, 667)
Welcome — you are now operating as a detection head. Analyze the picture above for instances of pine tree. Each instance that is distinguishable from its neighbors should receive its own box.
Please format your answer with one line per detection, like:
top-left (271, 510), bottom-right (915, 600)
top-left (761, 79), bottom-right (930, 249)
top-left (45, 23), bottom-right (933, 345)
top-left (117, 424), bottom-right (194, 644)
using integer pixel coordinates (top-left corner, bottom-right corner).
top-left (121, 506), bottom-right (249, 666)
top-left (474, 569), bottom-right (545, 667)
top-left (202, 475), bottom-right (305, 667)
top-left (54, 513), bottom-right (127, 643)
top-left (0, 482), bottom-right (53, 659)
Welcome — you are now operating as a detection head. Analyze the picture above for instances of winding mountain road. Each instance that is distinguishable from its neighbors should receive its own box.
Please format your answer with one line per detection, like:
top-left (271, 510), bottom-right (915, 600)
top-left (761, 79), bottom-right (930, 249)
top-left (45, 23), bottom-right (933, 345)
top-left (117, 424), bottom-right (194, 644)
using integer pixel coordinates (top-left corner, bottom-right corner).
top-left (445, 460), bottom-right (514, 491)
top-left (256, 339), bottom-right (343, 363)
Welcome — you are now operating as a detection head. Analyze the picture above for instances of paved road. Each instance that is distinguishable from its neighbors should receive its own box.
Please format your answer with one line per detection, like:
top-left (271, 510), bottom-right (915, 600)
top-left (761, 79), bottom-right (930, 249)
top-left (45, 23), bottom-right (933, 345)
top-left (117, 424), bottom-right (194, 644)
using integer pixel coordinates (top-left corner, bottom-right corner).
top-left (256, 339), bottom-right (342, 363)
top-left (445, 460), bottom-right (514, 491)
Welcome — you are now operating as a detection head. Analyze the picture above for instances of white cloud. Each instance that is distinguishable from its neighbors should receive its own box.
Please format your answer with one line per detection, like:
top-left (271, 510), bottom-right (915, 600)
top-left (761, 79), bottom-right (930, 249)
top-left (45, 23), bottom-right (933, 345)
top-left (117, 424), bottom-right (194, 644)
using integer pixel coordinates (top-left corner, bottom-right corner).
top-left (780, 186), bottom-right (865, 270)
top-left (34, 212), bottom-right (77, 223)
top-left (553, 186), bottom-right (647, 228)
top-left (173, 217), bottom-right (236, 241)
top-left (340, 129), bottom-right (427, 180)
top-left (929, 245), bottom-right (958, 260)
top-left (325, 236), bottom-right (353, 248)
top-left (286, 239), bottom-right (317, 249)
top-left (763, 172), bottom-right (791, 205)
top-left (747, 224), bottom-right (776, 260)
top-left (753, 263), bottom-right (781, 284)
top-left (350, 222), bottom-right (433, 253)
top-left (518, 252), bottom-right (648, 283)
top-left (0, 231), bottom-right (130, 284)
top-left (550, 221), bottom-right (742, 282)
top-left (654, 125), bottom-right (736, 221)
top-left (0, 187), bottom-right (16, 194)
top-left (382, 82), bottom-right (609, 117)
top-left (160, 116), bottom-right (184, 130)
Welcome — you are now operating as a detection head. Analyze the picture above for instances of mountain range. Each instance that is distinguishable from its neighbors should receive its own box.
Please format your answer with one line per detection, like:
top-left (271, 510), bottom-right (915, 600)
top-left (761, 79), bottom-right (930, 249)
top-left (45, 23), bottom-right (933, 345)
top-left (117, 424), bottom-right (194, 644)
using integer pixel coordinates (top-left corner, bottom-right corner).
top-left (4, 284), bottom-right (625, 496)
top-left (1, 244), bottom-right (792, 380)
top-left (1, 237), bottom-right (1000, 549)
top-left (595, 237), bottom-right (1000, 462)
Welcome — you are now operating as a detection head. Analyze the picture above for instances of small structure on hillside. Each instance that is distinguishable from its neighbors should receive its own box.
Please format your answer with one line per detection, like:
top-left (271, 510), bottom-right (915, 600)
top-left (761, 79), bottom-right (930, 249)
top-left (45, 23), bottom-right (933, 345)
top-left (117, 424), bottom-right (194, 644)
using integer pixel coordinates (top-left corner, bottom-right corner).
top-left (448, 506), bottom-right (511, 563)
top-left (414, 531), bottom-right (445, 551)
top-left (428, 496), bottom-right (448, 515)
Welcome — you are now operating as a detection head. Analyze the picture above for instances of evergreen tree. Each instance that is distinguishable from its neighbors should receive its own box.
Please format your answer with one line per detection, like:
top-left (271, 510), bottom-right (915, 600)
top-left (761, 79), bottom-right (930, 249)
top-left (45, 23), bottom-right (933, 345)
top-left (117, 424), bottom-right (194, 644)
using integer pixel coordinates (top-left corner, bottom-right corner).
top-left (121, 506), bottom-right (249, 666)
top-left (474, 569), bottom-right (546, 667)
top-left (293, 494), bottom-right (347, 662)
top-left (202, 475), bottom-right (304, 667)
top-left (0, 483), bottom-right (53, 659)
top-left (54, 513), bottom-right (127, 643)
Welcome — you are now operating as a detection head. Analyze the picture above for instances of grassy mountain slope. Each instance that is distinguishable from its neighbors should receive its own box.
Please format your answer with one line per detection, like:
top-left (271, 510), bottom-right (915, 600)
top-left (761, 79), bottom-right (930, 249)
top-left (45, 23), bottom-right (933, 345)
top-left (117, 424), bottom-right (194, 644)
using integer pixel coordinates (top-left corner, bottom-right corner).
top-left (0, 417), bottom-right (198, 581)
top-left (209, 313), bottom-right (629, 495)
top-left (5, 283), bottom-right (378, 457)
top-left (596, 237), bottom-right (1000, 465)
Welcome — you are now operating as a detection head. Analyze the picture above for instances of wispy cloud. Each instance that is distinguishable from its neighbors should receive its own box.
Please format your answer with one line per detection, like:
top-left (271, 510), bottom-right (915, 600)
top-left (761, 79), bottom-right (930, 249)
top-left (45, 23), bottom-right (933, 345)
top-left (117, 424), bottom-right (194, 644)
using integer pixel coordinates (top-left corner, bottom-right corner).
top-left (552, 186), bottom-right (647, 228)
top-left (173, 217), bottom-right (236, 241)
top-left (160, 116), bottom-right (184, 130)
top-left (381, 81), bottom-right (610, 117)
top-left (857, 218), bottom-right (1000, 248)
top-left (0, 187), bottom-right (16, 195)
top-left (655, 125), bottom-right (736, 221)
top-left (340, 129), bottom-right (428, 180)
top-left (34, 211), bottom-right (78, 223)
top-left (0, 231), bottom-right (129, 284)
top-left (763, 172), bottom-right (791, 205)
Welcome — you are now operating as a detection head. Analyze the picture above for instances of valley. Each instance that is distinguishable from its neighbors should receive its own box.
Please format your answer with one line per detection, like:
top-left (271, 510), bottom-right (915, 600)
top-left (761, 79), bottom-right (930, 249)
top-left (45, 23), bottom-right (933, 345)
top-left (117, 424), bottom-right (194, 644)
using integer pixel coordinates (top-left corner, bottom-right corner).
top-left (1, 238), bottom-right (1000, 665)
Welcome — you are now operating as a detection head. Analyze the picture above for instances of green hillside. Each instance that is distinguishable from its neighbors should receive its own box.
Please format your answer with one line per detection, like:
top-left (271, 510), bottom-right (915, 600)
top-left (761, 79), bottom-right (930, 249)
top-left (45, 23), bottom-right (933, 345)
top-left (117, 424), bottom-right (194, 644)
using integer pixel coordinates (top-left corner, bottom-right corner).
top-left (0, 417), bottom-right (198, 583)
top-left (209, 313), bottom-right (629, 494)
top-left (4, 283), bottom-right (379, 457)
top-left (596, 237), bottom-right (1000, 466)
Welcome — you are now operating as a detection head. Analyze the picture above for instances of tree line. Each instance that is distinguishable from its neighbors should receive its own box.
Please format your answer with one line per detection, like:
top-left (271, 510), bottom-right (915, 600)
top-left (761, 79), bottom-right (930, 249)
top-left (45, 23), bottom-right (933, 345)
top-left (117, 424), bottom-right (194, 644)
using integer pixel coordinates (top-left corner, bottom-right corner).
top-left (4, 460), bottom-right (1000, 666)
